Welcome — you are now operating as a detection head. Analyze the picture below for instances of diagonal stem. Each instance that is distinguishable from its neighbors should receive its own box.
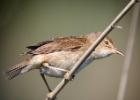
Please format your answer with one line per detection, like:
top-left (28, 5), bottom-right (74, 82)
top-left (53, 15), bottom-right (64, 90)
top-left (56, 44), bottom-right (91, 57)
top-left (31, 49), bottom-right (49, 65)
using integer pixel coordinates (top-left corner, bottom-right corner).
top-left (117, 2), bottom-right (140, 100)
top-left (45, 0), bottom-right (138, 100)
top-left (40, 73), bottom-right (52, 92)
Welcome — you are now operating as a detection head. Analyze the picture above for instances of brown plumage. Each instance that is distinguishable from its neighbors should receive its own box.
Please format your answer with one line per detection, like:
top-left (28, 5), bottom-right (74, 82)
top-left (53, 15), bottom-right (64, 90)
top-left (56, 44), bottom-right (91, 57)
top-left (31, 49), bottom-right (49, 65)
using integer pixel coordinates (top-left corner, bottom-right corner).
top-left (5, 32), bottom-right (124, 79)
top-left (27, 36), bottom-right (89, 55)
top-left (5, 60), bottom-right (29, 79)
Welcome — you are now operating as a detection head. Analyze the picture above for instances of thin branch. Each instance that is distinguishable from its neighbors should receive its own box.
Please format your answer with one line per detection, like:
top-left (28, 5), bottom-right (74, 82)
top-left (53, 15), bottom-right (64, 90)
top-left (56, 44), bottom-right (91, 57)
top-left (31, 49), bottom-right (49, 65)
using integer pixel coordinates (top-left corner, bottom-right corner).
top-left (45, 0), bottom-right (138, 100)
top-left (65, 0), bottom-right (137, 80)
top-left (117, 2), bottom-right (140, 100)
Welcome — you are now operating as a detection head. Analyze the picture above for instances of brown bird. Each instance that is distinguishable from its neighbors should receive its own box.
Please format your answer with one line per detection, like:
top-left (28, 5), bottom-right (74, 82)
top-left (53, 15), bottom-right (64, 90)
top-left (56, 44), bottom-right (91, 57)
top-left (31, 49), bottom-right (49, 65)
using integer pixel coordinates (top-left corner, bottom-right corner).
top-left (5, 32), bottom-right (124, 92)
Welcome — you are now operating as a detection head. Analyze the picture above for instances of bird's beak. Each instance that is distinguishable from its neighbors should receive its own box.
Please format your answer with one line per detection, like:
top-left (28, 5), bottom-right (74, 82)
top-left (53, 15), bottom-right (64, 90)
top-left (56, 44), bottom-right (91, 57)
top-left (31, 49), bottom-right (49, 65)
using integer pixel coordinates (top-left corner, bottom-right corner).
top-left (113, 48), bottom-right (124, 56)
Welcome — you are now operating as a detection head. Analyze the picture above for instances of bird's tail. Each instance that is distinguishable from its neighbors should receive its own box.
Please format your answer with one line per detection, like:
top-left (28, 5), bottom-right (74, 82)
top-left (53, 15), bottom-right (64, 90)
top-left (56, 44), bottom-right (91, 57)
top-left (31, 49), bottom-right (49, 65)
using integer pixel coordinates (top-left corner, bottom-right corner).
top-left (5, 61), bottom-right (28, 80)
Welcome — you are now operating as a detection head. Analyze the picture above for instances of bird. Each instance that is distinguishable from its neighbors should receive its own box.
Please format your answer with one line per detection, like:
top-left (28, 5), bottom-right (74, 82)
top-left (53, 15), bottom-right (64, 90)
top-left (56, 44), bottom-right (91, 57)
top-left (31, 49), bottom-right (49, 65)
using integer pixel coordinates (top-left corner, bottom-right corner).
top-left (5, 32), bottom-right (124, 92)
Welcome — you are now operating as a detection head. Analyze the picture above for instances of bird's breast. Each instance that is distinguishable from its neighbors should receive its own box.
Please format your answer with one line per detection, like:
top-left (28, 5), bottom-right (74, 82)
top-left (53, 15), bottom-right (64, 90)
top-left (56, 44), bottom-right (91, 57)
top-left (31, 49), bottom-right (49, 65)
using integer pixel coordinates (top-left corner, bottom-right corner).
top-left (45, 51), bottom-right (84, 70)
top-left (41, 51), bottom-right (95, 77)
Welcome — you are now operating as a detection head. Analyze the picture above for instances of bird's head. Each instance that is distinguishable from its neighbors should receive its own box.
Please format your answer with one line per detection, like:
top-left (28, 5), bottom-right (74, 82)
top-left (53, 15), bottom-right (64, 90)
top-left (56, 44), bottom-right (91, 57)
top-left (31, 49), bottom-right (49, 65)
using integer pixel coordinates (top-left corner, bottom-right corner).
top-left (88, 32), bottom-right (124, 59)
top-left (98, 37), bottom-right (124, 57)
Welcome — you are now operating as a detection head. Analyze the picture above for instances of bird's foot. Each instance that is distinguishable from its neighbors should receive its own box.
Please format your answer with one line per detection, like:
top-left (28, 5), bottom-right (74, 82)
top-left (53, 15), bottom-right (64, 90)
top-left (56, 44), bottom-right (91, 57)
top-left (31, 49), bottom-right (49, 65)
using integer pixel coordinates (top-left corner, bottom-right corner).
top-left (64, 72), bottom-right (75, 81)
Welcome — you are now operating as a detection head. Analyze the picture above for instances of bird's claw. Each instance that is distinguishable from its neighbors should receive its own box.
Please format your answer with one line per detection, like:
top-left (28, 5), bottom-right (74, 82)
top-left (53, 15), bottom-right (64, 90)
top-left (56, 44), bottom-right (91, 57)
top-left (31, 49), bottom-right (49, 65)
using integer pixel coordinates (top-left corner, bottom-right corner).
top-left (64, 72), bottom-right (75, 81)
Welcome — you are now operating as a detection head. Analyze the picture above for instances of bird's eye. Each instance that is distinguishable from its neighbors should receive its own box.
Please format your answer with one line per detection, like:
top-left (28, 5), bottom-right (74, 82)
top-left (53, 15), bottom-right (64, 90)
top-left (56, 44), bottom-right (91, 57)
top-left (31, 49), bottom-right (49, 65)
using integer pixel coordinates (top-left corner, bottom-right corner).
top-left (105, 41), bottom-right (109, 45)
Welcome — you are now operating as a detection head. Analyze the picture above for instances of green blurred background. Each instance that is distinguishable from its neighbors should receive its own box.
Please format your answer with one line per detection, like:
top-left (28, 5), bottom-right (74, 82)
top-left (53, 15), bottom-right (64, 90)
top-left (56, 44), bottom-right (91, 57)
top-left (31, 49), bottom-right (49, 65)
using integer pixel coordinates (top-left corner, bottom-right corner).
top-left (0, 0), bottom-right (140, 100)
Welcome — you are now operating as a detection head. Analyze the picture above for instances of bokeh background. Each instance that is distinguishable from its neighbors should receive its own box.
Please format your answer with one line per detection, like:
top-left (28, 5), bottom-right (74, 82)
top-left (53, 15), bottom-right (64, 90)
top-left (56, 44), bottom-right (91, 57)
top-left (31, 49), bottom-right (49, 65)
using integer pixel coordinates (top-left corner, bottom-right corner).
top-left (0, 0), bottom-right (140, 100)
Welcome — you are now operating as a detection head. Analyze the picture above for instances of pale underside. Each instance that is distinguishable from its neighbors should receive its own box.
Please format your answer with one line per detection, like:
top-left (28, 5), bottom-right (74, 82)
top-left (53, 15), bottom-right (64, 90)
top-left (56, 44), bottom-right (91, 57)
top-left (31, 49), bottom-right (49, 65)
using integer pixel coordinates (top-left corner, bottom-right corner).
top-left (40, 50), bottom-right (95, 78)
top-left (24, 32), bottom-right (113, 78)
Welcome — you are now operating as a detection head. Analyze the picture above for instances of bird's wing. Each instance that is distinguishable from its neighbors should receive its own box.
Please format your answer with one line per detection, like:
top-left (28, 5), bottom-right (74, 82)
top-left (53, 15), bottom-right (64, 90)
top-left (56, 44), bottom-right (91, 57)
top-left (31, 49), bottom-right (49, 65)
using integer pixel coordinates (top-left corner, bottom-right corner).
top-left (26, 40), bottom-right (53, 50)
top-left (27, 36), bottom-right (89, 55)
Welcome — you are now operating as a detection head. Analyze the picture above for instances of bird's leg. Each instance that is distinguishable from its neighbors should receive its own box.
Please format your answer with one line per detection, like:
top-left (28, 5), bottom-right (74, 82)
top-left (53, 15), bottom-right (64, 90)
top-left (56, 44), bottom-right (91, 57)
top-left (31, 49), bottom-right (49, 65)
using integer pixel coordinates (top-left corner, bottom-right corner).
top-left (40, 72), bottom-right (52, 92)
top-left (43, 63), bottom-right (74, 81)
top-left (43, 63), bottom-right (69, 73)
